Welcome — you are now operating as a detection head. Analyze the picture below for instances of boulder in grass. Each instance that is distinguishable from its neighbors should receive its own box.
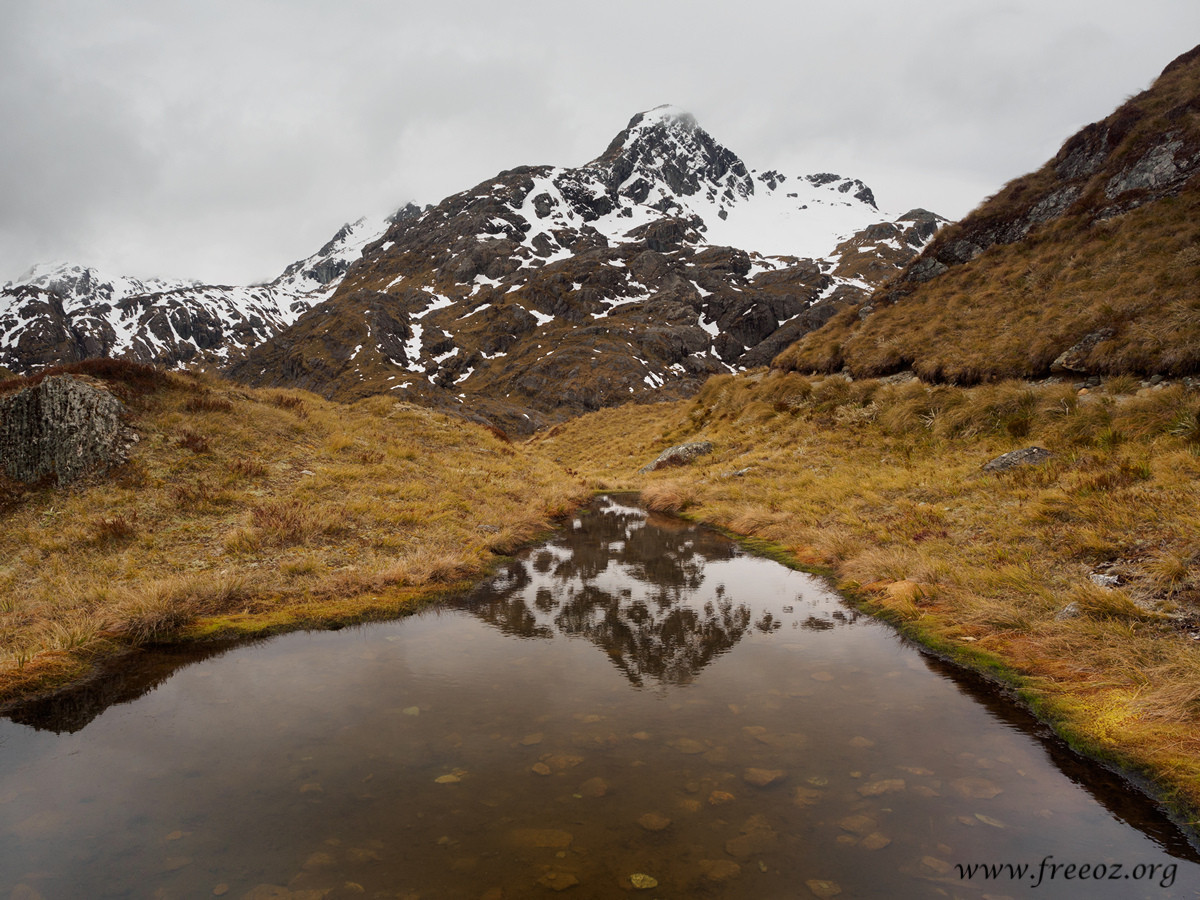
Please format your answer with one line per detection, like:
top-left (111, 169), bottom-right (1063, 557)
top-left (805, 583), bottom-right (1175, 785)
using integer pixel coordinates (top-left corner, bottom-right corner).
top-left (639, 441), bottom-right (713, 473)
top-left (982, 446), bottom-right (1053, 473)
top-left (0, 375), bottom-right (133, 485)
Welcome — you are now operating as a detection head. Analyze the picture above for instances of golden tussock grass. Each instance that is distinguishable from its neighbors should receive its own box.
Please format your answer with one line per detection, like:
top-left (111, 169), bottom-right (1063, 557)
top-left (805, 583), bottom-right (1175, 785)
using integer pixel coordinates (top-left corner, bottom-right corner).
top-left (0, 373), bottom-right (587, 705)
top-left (537, 369), bottom-right (1200, 820)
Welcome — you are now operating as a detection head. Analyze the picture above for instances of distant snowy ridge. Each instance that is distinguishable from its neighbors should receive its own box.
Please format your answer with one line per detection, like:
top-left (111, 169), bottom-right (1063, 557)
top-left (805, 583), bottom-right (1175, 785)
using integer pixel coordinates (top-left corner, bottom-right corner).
top-left (0, 210), bottom-right (399, 373)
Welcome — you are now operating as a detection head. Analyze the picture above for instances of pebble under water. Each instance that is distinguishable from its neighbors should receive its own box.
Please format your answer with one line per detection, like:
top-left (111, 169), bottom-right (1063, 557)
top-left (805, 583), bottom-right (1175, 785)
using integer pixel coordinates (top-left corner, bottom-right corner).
top-left (1, 495), bottom-right (1197, 898)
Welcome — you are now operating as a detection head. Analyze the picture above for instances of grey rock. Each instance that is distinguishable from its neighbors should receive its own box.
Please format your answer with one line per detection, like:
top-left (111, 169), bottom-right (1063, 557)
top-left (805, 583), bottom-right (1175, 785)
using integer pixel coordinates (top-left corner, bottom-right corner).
top-left (1105, 140), bottom-right (1185, 199)
top-left (0, 375), bottom-right (131, 485)
top-left (981, 447), bottom-right (1054, 473)
top-left (639, 440), bottom-right (714, 473)
top-left (1055, 602), bottom-right (1082, 622)
top-left (1090, 573), bottom-right (1120, 588)
top-left (1051, 329), bottom-right (1115, 374)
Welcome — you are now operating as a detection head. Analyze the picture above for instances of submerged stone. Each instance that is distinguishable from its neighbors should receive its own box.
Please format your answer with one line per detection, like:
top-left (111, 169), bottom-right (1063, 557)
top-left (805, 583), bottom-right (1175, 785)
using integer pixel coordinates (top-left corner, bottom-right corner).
top-left (699, 859), bottom-right (741, 882)
top-left (806, 879), bottom-right (842, 898)
top-left (510, 829), bottom-right (573, 850)
top-left (743, 767), bottom-right (786, 787)
top-left (637, 812), bottom-right (672, 831)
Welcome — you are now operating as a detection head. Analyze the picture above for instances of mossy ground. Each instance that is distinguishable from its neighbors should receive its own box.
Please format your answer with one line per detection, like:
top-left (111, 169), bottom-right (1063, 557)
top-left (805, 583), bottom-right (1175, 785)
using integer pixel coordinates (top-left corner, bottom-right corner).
top-left (0, 366), bottom-right (586, 707)
top-left (532, 370), bottom-right (1200, 827)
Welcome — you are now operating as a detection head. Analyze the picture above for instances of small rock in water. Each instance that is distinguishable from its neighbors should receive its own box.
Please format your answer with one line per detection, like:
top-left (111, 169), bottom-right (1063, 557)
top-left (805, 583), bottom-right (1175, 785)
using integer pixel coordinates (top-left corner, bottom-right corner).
top-left (434, 774), bottom-right (462, 784)
top-left (806, 879), bottom-right (842, 898)
top-left (510, 828), bottom-right (573, 850)
top-left (301, 851), bottom-right (337, 872)
top-left (537, 871), bottom-right (580, 892)
top-left (861, 832), bottom-right (892, 851)
top-left (577, 777), bottom-right (609, 798)
top-left (699, 859), bottom-right (741, 882)
top-left (743, 767), bottom-right (786, 787)
top-left (531, 762), bottom-right (552, 776)
top-left (810, 671), bottom-right (835, 682)
top-left (165, 830), bottom-right (186, 841)
top-left (672, 737), bottom-right (706, 754)
top-left (837, 814), bottom-right (877, 836)
top-left (921, 856), bottom-right (952, 875)
top-left (857, 778), bottom-right (905, 797)
top-left (708, 790), bottom-right (736, 805)
top-left (848, 736), bottom-right (875, 749)
top-left (519, 733), bottom-right (544, 746)
top-left (211, 885), bottom-right (229, 897)
top-left (793, 786), bottom-right (822, 807)
top-left (629, 873), bottom-right (658, 889)
top-left (637, 812), bottom-right (671, 832)
top-left (402, 706), bottom-right (420, 716)
top-left (951, 777), bottom-right (1002, 799)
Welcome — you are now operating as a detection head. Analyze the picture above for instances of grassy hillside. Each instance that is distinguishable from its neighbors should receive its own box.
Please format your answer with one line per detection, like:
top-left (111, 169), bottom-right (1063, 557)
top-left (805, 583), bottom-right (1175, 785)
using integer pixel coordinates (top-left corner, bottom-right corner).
top-left (777, 44), bottom-right (1200, 381)
top-left (0, 362), bottom-right (585, 705)
top-left (534, 371), bottom-right (1200, 823)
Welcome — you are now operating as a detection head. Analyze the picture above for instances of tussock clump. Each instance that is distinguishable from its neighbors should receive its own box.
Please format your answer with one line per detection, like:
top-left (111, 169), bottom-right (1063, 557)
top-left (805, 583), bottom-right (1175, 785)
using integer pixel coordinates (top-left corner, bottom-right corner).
top-left (118, 574), bottom-right (250, 643)
top-left (184, 394), bottom-right (234, 413)
top-left (270, 393), bottom-right (308, 417)
top-left (250, 499), bottom-right (347, 546)
top-left (92, 513), bottom-right (137, 543)
top-left (641, 480), bottom-right (696, 513)
top-left (1068, 582), bottom-right (1157, 620)
top-left (230, 457), bottom-right (267, 478)
top-left (176, 429), bottom-right (210, 454)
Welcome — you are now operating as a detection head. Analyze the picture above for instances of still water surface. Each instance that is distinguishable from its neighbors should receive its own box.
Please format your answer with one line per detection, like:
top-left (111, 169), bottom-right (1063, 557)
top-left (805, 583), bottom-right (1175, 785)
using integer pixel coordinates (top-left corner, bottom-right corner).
top-left (1, 495), bottom-right (1197, 898)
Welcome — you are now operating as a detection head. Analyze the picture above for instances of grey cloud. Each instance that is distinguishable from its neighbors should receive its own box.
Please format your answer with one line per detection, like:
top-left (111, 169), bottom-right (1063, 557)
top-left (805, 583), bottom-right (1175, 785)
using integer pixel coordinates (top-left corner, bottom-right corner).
top-left (2, 0), bottom-right (1198, 283)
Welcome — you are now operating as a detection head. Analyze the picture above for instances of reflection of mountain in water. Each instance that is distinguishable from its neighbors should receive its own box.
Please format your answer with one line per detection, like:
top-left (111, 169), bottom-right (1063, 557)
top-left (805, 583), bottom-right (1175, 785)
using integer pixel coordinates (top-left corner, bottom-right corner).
top-left (458, 495), bottom-right (753, 687)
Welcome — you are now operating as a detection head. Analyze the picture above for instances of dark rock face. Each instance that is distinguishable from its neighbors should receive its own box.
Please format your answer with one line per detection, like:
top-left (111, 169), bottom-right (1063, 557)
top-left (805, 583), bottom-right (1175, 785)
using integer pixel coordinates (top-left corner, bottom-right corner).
top-left (0, 375), bottom-right (132, 484)
top-left (893, 48), bottom-right (1200, 293)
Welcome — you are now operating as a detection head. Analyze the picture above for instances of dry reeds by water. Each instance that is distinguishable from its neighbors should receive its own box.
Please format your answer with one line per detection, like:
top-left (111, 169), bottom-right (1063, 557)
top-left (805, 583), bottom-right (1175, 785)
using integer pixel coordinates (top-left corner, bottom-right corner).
top-left (0, 371), bottom-right (586, 705)
top-left (533, 369), bottom-right (1200, 822)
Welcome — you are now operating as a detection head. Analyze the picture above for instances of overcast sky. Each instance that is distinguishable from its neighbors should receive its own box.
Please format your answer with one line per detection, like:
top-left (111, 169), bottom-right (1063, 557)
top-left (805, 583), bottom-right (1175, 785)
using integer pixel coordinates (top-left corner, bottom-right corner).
top-left (3, 1), bottom-right (1198, 285)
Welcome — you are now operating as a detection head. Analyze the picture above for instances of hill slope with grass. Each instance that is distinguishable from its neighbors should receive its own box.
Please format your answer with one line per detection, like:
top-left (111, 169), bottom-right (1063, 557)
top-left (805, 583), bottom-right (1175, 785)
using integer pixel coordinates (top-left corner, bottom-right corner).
top-left (534, 370), bottom-right (1200, 826)
top-left (776, 43), bottom-right (1200, 382)
top-left (0, 360), bottom-right (585, 708)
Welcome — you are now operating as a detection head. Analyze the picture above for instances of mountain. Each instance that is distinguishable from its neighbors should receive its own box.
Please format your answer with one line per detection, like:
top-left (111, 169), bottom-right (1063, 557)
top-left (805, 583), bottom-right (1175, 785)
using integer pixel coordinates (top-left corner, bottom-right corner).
top-left (231, 106), bottom-right (944, 431)
top-left (0, 209), bottom-right (414, 374)
top-left (776, 45), bottom-right (1200, 382)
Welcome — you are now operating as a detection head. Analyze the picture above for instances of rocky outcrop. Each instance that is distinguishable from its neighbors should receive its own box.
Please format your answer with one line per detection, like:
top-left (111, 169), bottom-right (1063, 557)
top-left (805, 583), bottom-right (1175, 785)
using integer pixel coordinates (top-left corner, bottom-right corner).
top-left (981, 447), bottom-right (1053, 473)
top-left (0, 375), bottom-right (133, 484)
top-left (639, 441), bottom-right (714, 473)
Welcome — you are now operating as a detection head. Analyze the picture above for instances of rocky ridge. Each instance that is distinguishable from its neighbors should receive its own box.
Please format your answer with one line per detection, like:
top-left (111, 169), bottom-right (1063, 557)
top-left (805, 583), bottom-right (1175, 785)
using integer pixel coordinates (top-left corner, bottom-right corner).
top-left (776, 44), bottom-right (1200, 381)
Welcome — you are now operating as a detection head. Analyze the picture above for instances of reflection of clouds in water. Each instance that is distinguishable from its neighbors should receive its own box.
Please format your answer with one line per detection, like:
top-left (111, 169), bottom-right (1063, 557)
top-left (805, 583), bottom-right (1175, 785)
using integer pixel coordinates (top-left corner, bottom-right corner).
top-left (462, 495), bottom-right (753, 687)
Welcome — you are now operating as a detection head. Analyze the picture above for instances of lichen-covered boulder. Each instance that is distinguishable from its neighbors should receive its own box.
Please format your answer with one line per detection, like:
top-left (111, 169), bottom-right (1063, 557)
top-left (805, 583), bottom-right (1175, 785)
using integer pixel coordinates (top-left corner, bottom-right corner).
top-left (0, 375), bottom-right (132, 484)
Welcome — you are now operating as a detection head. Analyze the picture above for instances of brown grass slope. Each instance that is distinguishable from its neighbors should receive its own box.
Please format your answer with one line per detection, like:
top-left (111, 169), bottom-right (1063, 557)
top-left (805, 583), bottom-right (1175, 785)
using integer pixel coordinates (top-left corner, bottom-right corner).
top-left (0, 360), bottom-right (586, 707)
top-left (777, 44), bottom-right (1200, 382)
top-left (534, 371), bottom-right (1200, 826)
